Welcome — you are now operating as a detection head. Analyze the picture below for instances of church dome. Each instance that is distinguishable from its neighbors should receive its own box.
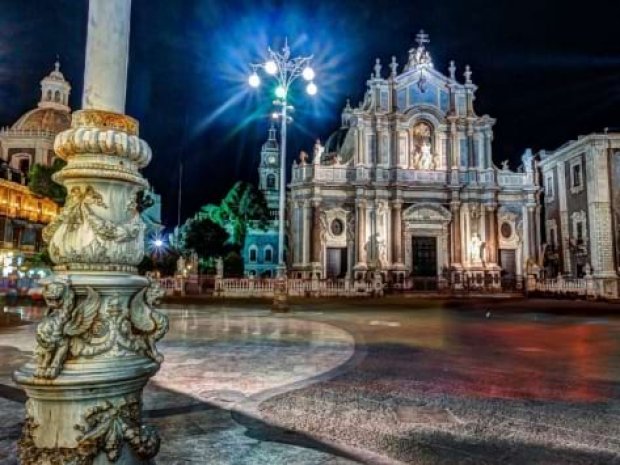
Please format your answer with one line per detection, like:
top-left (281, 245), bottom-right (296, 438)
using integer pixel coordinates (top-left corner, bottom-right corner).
top-left (12, 107), bottom-right (71, 133)
top-left (9, 60), bottom-right (72, 135)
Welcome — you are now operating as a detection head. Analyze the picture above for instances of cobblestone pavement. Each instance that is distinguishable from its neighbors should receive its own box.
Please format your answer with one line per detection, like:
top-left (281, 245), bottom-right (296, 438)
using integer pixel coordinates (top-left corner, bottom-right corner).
top-left (2, 299), bottom-right (620, 464)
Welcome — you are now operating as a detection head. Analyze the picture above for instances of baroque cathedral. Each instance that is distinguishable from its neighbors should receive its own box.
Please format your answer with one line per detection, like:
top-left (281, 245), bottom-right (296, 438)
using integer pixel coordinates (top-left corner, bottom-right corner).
top-left (287, 32), bottom-right (540, 289)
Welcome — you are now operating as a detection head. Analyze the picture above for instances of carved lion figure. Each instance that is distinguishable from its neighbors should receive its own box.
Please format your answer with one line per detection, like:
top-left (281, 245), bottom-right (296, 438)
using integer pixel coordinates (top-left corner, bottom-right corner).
top-left (35, 277), bottom-right (101, 379)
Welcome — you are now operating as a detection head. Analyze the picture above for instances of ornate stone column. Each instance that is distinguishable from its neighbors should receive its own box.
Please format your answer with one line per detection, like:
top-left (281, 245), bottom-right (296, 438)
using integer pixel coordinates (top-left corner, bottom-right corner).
top-left (356, 199), bottom-right (367, 267)
top-left (451, 200), bottom-right (462, 265)
top-left (485, 204), bottom-right (498, 264)
top-left (311, 199), bottom-right (322, 264)
top-left (14, 1), bottom-right (167, 464)
top-left (391, 201), bottom-right (403, 266)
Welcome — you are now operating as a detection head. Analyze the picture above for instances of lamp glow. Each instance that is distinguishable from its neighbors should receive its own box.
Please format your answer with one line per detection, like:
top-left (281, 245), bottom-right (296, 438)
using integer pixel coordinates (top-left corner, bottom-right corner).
top-left (302, 66), bottom-right (315, 81)
top-left (272, 112), bottom-right (279, 119)
top-left (153, 239), bottom-right (164, 248)
top-left (306, 82), bottom-right (318, 96)
top-left (265, 60), bottom-right (278, 75)
top-left (275, 85), bottom-right (286, 99)
top-left (248, 72), bottom-right (260, 88)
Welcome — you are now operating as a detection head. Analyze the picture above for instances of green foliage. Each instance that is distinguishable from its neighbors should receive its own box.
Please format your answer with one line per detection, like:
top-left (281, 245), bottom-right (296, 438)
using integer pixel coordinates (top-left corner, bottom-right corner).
top-left (28, 159), bottom-right (67, 204)
top-left (200, 182), bottom-right (269, 247)
top-left (183, 217), bottom-right (230, 261)
top-left (24, 249), bottom-right (53, 269)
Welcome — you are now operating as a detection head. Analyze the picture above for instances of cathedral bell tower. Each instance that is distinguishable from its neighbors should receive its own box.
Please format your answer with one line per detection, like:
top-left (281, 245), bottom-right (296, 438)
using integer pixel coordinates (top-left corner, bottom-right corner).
top-left (258, 123), bottom-right (280, 217)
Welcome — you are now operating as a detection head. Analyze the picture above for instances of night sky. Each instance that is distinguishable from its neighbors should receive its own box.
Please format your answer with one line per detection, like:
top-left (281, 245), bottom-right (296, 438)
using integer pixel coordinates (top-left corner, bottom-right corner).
top-left (0, 0), bottom-right (618, 229)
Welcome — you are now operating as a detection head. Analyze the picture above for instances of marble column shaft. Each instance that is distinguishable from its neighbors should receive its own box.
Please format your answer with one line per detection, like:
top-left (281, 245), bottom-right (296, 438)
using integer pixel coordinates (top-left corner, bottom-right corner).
top-left (485, 206), bottom-right (498, 264)
top-left (451, 202), bottom-right (462, 264)
top-left (82, 0), bottom-right (131, 113)
top-left (356, 202), bottom-right (367, 265)
top-left (391, 203), bottom-right (402, 265)
top-left (311, 201), bottom-right (321, 263)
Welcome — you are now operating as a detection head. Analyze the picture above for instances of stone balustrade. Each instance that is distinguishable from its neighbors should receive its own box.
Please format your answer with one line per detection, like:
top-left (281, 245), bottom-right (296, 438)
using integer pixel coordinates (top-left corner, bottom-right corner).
top-left (291, 165), bottom-right (527, 187)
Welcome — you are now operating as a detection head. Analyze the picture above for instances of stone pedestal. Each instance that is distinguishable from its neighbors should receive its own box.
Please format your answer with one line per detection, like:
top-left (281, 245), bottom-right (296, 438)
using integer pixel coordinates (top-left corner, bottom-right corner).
top-left (14, 1), bottom-right (167, 464)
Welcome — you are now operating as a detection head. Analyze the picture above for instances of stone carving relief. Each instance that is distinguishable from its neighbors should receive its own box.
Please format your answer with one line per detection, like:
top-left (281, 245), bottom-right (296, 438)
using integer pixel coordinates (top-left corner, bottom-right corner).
top-left (403, 203), bottom-right (451, 223)
top-left (19, 395), bottom-right (160, 465)
top-left (498, 207), bottom-right (520, 249)
top-left (43, 185), bottom-right (144, 270)
top-left (323, 208), bottom-right (349, 248)
top-left (33, 277), bottom-right (168, 380)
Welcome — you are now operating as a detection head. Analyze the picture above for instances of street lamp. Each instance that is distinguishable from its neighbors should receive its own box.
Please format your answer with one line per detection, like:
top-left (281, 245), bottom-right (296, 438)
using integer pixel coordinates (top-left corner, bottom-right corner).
top-left (248, 40), bottom-right (317, 284)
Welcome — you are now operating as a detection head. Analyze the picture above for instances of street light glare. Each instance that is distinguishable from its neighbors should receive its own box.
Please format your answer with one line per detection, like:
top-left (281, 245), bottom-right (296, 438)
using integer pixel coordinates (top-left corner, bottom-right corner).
top-left (248, 72), bottom-right (261, 88)
top-left (306, 82), bottom-right (318, 96)
top-left (153, 239), bottom-right (164, 248)
top-left (275, 85), bottom-right (286, 99)
top-left (265, 60), bottom-right (278, 75)
top-left (302, 66), bottom-right (315, 81)
top-left (272, 112), bottom-right (279, 120)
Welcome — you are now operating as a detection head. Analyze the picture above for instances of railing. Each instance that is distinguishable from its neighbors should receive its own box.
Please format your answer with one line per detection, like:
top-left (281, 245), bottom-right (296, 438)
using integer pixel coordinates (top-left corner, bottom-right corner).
top-left (292, 165), bottom-right (534, 188)
top-left (533, 277), bottom-right (588, 296)
top-left (215, 277), bottom-right (374, 298)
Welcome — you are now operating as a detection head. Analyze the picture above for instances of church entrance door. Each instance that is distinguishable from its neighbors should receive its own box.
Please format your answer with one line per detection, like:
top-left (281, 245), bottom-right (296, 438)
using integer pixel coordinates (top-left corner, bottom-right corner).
top-left (326, 247), bottom-right (347, 279)
top-left (411, 237), bottom-right (437, 290)
top-left (499, 249), bottom-right (517, 289)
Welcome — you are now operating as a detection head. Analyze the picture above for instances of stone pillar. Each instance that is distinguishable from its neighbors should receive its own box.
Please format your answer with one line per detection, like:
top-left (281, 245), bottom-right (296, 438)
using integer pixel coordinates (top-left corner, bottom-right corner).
top-left (311, 200), bottom-right (321, 263)
top-left (485, 205), bottom-right (498, 264)
top-left (451, 201), bottom-right (462, 264)
top-left (82, 0), bottom-right (131, 113)
top-left (391, 201), bottom-right (402, 266)
top-left (302, 200), bottom-right (310, 265)
top-left (14, 2), bottom-right (167, 464)
top-left (356, 200), bottom-right (367, 266)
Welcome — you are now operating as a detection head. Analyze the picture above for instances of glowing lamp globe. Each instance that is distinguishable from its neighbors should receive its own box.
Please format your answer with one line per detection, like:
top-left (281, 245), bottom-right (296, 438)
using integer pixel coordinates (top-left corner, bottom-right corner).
top-left (265, 60), bottom-right (278, 75)
top-left (302, 66), bottom-right (315, 81)
top-left (248, 72), bottom-right (260, 88)
top-left (275, 85), bottom-right (286, 99)
top-left (271, 112), bottom-right (279, 120)
top-left (306, 82), bottom-right (318, 96)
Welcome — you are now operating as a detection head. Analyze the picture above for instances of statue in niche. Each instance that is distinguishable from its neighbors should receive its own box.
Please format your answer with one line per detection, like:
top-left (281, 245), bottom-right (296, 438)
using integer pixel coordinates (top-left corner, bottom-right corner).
top-left (470, 234), bottom-right (482, 263)
top-left (411, 122), bottom-right (436, 170)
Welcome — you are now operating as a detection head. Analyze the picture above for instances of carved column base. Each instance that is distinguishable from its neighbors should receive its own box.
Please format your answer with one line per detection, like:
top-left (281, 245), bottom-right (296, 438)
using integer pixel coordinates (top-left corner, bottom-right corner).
top-left (14, 273), bottom-right (166, 465)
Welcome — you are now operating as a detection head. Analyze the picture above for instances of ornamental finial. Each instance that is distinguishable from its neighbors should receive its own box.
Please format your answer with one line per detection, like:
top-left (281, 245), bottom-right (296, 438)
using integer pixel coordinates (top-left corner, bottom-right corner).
top-left (464, 65), bottom-right (472, 84)
top-left (374, 58), bottom-right (382, 79)
top-left (416, 29), bottom-right (430, 47)
top-left (449, 60), bottom-right (456, 81)
top-left (390, 56), bottom-right (398, 77)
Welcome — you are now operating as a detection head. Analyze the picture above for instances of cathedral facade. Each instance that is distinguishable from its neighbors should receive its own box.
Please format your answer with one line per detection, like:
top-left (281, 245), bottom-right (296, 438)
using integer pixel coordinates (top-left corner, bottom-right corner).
top-left (288, 32), bottom-right (541, 289)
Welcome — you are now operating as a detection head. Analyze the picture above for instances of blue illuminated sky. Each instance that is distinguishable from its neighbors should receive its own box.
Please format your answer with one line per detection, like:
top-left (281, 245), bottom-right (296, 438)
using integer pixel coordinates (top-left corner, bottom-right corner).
top-left (0, 0), bottom-right (618, 226)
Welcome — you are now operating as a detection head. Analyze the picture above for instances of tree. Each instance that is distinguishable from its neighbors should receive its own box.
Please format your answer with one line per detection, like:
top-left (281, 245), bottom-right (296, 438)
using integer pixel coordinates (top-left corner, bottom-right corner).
top-left (201, 182), bottom-right (269, 247)
top-left (28, 158), bottom-right (67, 204)
top-left (183, 217), bottom-right (230, 261)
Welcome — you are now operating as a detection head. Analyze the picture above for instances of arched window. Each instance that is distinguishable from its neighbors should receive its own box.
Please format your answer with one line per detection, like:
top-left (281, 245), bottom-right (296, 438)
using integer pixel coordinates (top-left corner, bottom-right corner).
top-left (248, 245), bottom-right (257, 263)
top-left (54, 90), bottom-right (61, 102)
top-left (264, 246), bottom-right (273, 263)
top-left (46, 90), bottom-right (52, 101)
top-left (266, 174), bottom-right (276, 189)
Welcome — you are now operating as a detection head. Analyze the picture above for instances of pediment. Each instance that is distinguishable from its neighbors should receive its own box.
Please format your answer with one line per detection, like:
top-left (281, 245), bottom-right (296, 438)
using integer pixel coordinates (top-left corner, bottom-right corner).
top-left (403, 203), bottom-right (451, 222)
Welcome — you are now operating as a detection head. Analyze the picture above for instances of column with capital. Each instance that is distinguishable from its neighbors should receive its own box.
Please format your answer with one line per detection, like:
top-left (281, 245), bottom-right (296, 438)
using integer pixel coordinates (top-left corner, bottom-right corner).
top-left (391, 201), bottom-right (403, 268)
top-left (311, 199), bottom-right (322, 267)
top-left (14, 1), bottom-right (167, 464)
top-left (355, 200), bottom-right (367, 270)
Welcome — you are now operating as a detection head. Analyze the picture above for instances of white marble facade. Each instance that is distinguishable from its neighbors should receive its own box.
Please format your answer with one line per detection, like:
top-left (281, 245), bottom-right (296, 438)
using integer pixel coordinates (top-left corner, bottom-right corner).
top-left (289, 32), bottom-right (540, 289)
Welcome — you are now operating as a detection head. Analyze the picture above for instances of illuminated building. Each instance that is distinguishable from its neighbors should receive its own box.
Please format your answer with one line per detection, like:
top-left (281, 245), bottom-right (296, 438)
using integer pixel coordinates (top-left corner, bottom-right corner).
top-left (0, 62), bottom-right (66, 275)
top-left (288, 31), bottom-right (541, 290)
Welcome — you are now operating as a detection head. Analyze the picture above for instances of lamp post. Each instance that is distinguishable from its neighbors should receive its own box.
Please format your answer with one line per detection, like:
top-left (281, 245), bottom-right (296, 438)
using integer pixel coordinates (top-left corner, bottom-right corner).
top-left (248, 40), bottom-right (317, 309)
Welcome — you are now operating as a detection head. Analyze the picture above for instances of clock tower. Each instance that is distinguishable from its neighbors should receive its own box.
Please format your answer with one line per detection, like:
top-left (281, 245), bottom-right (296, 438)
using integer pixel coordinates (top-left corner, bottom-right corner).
top-left (259, 123), bottom-right (280, 217)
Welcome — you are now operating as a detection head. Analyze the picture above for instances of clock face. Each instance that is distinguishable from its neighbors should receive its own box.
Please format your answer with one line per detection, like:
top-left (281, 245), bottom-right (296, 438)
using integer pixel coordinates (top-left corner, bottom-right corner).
top-left (268, 156), bottom-right (276, 164)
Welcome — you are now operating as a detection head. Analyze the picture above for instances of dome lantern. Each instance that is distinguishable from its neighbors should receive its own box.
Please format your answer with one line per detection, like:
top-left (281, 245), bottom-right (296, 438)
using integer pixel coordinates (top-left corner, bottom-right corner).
top-left (38, 59), bottom-right (71, 111)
